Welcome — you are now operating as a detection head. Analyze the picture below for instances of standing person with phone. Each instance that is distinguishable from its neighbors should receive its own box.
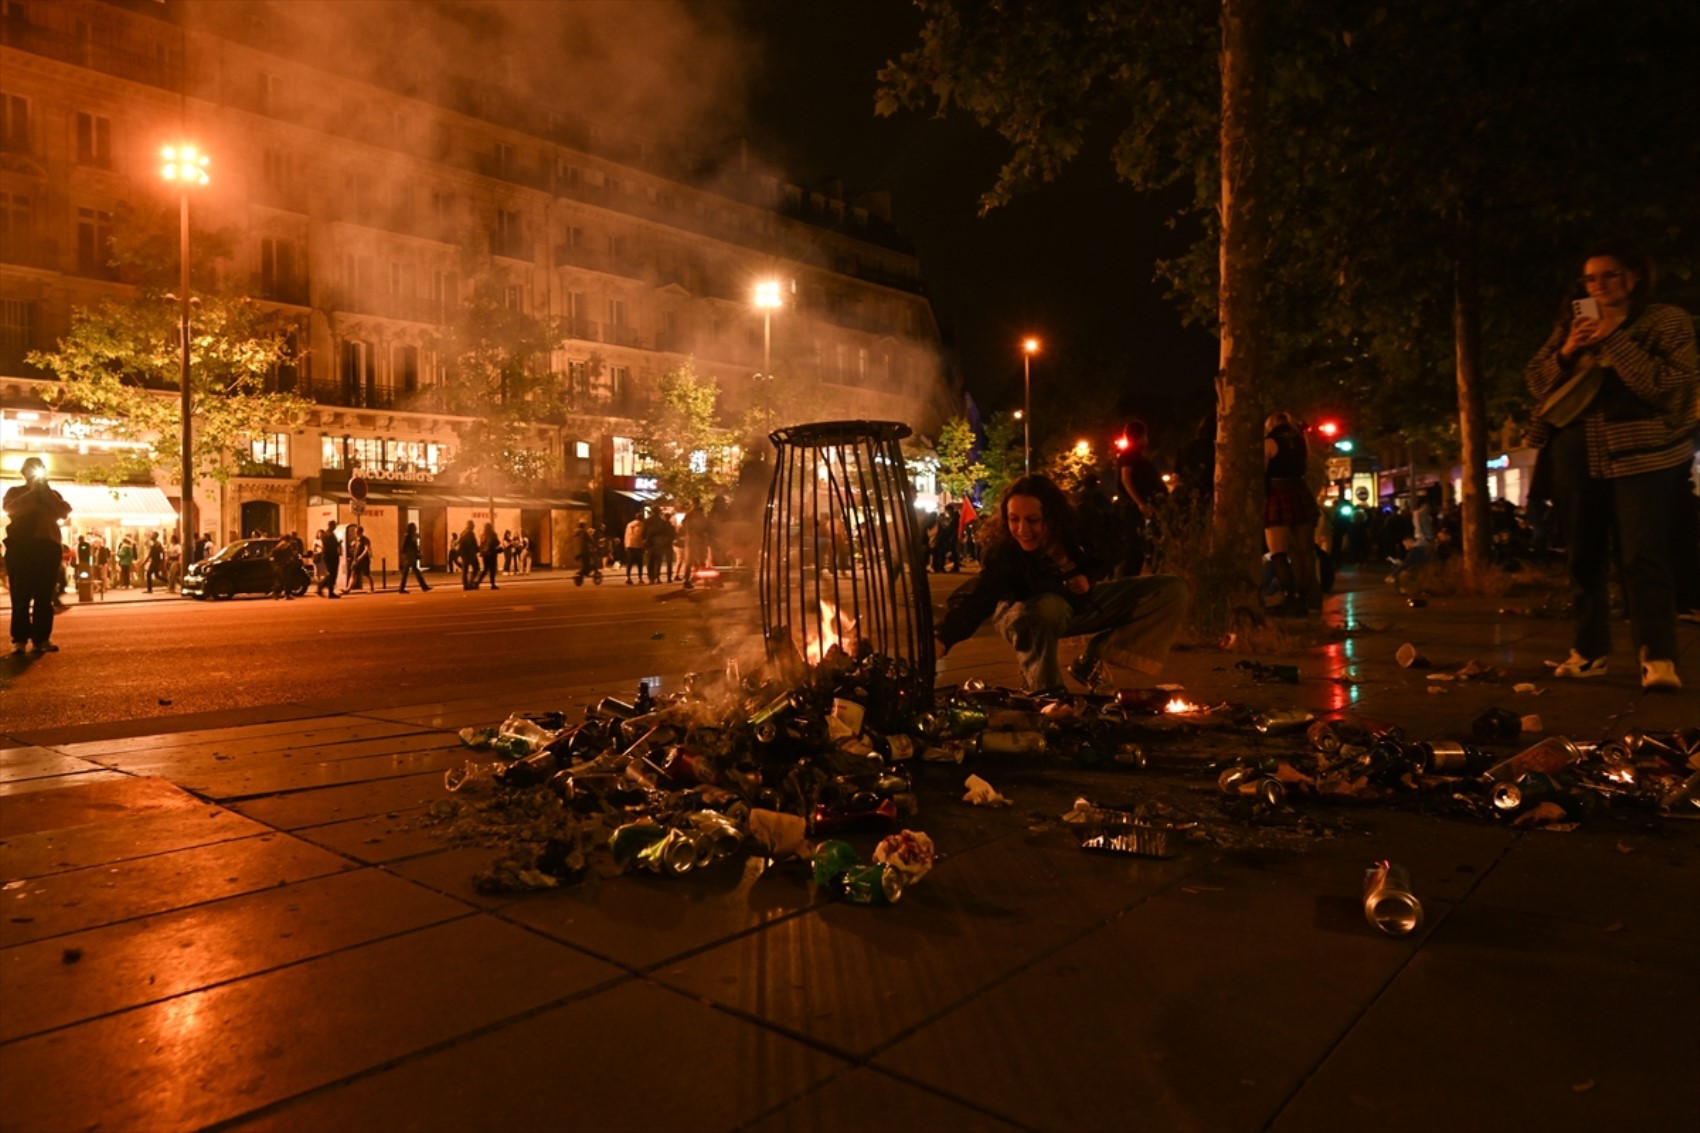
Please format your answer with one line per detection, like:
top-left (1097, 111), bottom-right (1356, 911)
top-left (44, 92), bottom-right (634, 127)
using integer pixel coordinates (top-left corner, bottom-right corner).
top-left (1524, 240), bottom-right (1697, 690)
top-left (3, 457), bottom-right (72, 653)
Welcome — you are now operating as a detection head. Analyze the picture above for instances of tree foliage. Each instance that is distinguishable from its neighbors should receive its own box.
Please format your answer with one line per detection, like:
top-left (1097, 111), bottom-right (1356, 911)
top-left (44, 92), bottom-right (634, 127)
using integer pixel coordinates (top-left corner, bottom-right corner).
top-left (28, 202), bottom-right (312, 487)
top-left (975, 410), bottom-right (1027, 505)
top-left (933, 416), bottom-right (978, 499)
top-left (637, 362), bottom-right (738, 506)
top-left (432, 251), bottom-right (568, 491)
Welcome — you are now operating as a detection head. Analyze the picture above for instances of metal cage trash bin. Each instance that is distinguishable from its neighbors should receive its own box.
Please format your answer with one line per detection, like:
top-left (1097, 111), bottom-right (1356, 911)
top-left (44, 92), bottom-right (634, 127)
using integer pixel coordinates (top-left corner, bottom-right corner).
top-left (759, 420), bottom-right (934, 730)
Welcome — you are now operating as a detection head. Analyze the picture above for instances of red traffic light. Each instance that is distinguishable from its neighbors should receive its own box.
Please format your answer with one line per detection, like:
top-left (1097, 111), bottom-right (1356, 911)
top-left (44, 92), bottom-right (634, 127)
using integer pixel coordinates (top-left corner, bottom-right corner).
top-left (1316, 420), bottom-right (1341, 439)
top-left (1113, 435), bottom-right (1131, 452)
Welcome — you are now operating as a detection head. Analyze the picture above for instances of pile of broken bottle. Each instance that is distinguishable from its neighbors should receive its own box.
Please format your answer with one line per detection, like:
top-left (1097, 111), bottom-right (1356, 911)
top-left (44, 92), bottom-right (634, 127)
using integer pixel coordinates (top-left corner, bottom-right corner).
top-left (444, 661), bottom-right (939, 898)
top-left (1215, 717), bottom-right (1700, 827)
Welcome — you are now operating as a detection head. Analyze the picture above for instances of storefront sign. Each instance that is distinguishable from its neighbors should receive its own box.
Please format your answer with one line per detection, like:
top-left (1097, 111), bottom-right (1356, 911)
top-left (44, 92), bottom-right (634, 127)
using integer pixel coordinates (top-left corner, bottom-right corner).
top-left (366, 468), bottom-right (437, 483)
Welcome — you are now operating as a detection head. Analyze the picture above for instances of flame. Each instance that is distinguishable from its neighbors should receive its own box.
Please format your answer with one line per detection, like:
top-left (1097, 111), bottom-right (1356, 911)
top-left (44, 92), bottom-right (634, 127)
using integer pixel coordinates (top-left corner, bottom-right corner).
top-left (806, 598), bottom-right (858, 664)
top-left (1164, 698), bottom-right (1203, 715)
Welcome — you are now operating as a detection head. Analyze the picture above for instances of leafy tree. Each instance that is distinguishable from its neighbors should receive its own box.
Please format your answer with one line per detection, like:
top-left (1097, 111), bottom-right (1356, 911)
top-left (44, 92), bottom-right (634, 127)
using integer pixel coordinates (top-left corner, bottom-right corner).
top-left (933, 416), bottom-right (978, 500)
top-left (431, 251), bottom-right (568, 493)
top-left (880, 0), bottom-right (1276, 613)
top-left (29, 202), bottom-right (312, 490)
top-left (637, 361), bottom-right (738, 505)
top-left (975, 410), bottom-right (1026, 506)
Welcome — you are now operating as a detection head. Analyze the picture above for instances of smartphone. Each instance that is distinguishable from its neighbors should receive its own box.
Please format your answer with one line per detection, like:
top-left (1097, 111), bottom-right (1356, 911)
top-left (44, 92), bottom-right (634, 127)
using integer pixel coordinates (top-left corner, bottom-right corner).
top-left (1573, 297), bottom-right (1600, 321)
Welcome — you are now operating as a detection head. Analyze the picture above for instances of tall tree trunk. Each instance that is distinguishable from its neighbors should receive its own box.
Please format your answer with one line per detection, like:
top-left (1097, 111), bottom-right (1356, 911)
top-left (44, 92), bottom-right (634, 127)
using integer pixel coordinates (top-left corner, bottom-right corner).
top-left (1453, 193), bottom-right (1491, 580)
top-left (1213, 0), bottom-right (1269, 591)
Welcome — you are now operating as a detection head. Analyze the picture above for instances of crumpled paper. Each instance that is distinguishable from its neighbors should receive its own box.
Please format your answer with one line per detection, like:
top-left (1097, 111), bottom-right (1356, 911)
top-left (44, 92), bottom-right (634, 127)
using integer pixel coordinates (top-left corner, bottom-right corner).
top-left (963, 774), bottom-right (1010, 807)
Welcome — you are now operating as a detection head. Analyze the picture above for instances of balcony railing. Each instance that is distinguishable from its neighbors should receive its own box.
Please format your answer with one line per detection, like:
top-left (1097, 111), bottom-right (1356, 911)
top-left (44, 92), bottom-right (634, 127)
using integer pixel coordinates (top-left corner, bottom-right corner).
top-left (563, 318), bottom-right (600, 342)
top-left (251, 275), bottom-right (311, 306)
top-left (603, 324), bottom-right (645, 349)
top-left (2, 17), bottom-right (183, 92)
top-left (324, 287), bottom-right (447, 324)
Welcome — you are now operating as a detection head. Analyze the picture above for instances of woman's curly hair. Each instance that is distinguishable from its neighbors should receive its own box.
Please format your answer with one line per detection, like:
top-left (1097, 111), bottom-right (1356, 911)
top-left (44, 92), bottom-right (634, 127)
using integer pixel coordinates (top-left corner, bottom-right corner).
top-left (980, 474), bottom-right (1081, 556)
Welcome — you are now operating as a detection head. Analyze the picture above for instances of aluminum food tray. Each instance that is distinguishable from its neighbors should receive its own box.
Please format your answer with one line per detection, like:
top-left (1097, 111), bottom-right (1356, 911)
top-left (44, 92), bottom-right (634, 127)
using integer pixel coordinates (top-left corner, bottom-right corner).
top-left (1065, 806), bottom-right (1190, 858)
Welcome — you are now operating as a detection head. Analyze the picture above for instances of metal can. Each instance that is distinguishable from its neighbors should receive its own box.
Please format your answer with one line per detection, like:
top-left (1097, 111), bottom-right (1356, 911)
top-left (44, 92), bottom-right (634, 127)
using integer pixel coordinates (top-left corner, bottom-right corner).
top-left (1363, 860), bottom-right (1423, 936)
top-left (979, 730), bottom-right (1046, 755)
top-left (811, 839), bottom-right (860, 886)
top-left (636, 827), bottom-right (698, 876)
top-left (1483, 736), bottom-right (1581, 782)
top-left (1416, 741), bottom-right (1478, 776)
top-left (748, 691), bottom-right (797, 728)
top-left (1252, 708), bottom-right (1315, 735)
top-left (839, 863), bottom-right (903, 904)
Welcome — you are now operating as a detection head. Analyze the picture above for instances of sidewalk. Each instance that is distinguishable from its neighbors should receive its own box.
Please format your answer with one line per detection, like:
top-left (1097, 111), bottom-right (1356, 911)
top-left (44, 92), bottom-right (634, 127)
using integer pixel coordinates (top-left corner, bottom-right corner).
top-left (1, 572), bottom-right (1694, 1132)
top-left (1, 565), bottom-right (574, 609)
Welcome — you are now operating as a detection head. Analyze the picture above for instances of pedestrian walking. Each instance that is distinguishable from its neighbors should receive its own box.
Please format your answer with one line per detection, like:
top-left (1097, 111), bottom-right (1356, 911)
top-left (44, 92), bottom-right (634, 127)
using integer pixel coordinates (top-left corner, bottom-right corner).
top-left (398, 521), bottom-right (431, 593)
top-left (1115, 420), bottom-right (1168, 578)
top-left (572, 522), bottom-right (601, 585)
top-left (1524, 238), bottom-right (1696, 690)
top-left (4, 456), bottom-right (72, 653)
top-left (269, 535), bottom-right (301, 599)
top-left (643, 508), bottom-right (675, 584)
top-left (144, 532), bottom-right (165, 592)
top-left (457, 521), bottom-right (479, 589)
top-left (116, 534), bottom-right (135, 589)
top-left (478, 522), bottom-right (501, 589)
top-left (1263, 412), bottom-right (1320, 614)
top-left (345, 526), bottom-right (373, 592)
top-left (623, 514), bottom-right (646, 585)
top-left (317, 519), bottom-right (342, 598)
top-left (679, 499), bottom-right (709, 588)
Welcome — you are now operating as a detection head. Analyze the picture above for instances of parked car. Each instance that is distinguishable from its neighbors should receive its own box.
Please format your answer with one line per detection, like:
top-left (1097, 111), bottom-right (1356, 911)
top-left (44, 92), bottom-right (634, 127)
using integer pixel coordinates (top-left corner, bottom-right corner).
top-left (181, 538), bottom-right (309, 600)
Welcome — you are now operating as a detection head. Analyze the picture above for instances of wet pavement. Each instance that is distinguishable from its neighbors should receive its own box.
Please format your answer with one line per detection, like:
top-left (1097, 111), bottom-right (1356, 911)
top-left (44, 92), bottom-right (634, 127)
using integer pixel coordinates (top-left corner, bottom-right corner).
top-left (2, 571), bottom-right (1695, 1131)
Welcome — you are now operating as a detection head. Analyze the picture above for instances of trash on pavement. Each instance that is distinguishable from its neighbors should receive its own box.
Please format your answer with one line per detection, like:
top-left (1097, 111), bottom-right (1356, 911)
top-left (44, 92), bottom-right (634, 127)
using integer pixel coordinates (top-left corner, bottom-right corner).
top-left (1363, 860), bottom-right (1423, 936)
top-left (962, 774), bottom-right (1010, 807)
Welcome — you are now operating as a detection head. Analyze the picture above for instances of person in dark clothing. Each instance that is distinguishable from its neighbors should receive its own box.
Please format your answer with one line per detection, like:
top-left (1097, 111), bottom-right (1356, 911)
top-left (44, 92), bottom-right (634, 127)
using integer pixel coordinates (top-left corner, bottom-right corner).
top-left (572, 522), bottom-right (601, 585)
top-left (344, 525), bottom-right (373, 593)
top-left (457, 521), bottom-right (479, 588)
top-left (642, 509), bottom-right (675, 584)
top-left (936, 475), bottom-right (1187, 694)
top-left (1114, 421), bottom-right (1167, 577)
top-left (1525, 240), bottom-right (1696, 690)
top-left (144, 532), bottom-right (165, 592)
top-left (398, 521), bottom-right (431, 593)
top-left (269, 536), bottom-right (301, 599)
top-left (4, 457), bottom-right (72, 652)
top-left (477, 522), bottom-right (501, 589)
top-left (1263, 412), bottom-right (1320, 615)
top-left (316, 519), bottom-right (342, 598)
top-left (929, 503), bottom-right (962, 572)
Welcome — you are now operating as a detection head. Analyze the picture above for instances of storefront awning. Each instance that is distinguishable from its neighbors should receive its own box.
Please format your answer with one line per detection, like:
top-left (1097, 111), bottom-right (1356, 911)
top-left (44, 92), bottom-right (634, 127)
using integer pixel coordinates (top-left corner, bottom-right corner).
top-left (54, 483), bottom-right (178, 524)
top-left (611, 489), bottom-right (661, 503)
top-left (318, 490), bottom-right (591, 510)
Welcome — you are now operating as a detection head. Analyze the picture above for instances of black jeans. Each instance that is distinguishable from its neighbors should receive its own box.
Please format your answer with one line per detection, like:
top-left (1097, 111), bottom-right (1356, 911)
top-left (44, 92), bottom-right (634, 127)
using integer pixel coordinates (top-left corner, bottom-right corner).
top-left (399, 556), bottom-right (428, 590)
top-left (1551, 424), bottom-right (1683, 662)
top-left (6, 542), bottom-right (58, 645)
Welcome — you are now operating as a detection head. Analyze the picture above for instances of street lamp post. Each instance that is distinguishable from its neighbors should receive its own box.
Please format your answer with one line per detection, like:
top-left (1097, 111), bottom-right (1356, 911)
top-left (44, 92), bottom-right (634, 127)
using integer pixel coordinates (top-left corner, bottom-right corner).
top-left (1021, 337), bottom-right (1039, 474)
top-left (753, 279), bottom-right (783, 380)
top-left (161, 144), bottom-right (209, 565)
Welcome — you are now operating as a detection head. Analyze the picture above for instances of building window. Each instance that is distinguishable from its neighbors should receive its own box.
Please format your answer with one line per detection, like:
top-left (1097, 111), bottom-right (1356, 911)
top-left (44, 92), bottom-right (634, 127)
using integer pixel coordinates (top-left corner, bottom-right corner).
top-left (259, 237), bottom-right (299, 301)
top-left (857, 347), bottom-right (869, 383)
top-left (504, 284), bottom-right (523, 311)
top-left (262, 148), bottom-right (289, 193)
top-left (494, 141), bottom-right (514, 175)
top-left (321, 434), bottom-right (346, 471)
top-left (341, 339), bottom-right (375, 406)
top-left (256, 71), bottom-right (278, 114)
top-left (75, 207), bottom-right (115, 278)
top-left (612, 435), bottom-right (637, 478)
top-left (74, 112), bottom-right (111, 168)
top-left (394, 344), bottom-right (419, 393)
top-left (0, 298), bottom-right (35, 372)
top-left (245, 433), bottom-right (290, 473)
top-left (610, 364), bottom-right (632, 411)
top-left (0, 93), bottom-right (27, 154)
top-left (1, 189), bottom-right (31, 246)
top-left (493, 208), bottom-right (523, 257)
top-left (574, 440), bottom-right (591, 460)
top-left (431, 269), bottom-right (458, 315)
top-left (606, 297), bottom-right (627, 328)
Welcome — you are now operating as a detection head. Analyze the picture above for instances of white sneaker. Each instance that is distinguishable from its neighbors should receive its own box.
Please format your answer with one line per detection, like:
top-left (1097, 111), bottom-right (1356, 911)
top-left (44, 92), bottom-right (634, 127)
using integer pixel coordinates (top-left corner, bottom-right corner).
top-left (1640, 651), bottom-right (1682, 691)
top-left (1552, 650), bottom-right (1607, 679)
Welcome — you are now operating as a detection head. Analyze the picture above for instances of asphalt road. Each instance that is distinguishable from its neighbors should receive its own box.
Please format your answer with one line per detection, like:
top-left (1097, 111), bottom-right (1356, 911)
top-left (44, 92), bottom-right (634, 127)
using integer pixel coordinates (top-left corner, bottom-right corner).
top-left (1, 572), bottom-right (780, 733)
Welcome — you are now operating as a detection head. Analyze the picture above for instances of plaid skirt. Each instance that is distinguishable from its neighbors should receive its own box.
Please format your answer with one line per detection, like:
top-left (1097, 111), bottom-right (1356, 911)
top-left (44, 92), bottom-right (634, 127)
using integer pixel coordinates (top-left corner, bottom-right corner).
top-left (1265, 477), bottom-right (1319, 527)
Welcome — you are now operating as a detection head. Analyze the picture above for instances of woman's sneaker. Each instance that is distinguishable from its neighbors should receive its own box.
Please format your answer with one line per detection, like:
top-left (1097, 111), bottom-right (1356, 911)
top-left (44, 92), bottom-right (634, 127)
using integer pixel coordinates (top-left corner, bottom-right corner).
top-left (1640, 650), bottom-right (1682, 691)
top-left (1552, 651), bottom-right (1607, 679)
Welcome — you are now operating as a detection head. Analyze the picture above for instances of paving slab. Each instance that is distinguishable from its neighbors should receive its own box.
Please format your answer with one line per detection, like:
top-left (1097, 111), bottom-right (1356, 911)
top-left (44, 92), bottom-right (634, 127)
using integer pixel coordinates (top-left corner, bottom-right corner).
top-left (1270, 902), bottom-right (1699, 1133)
top-left (0, 746), bottom-right (106, 784)
top-left (0, 867), bottom-right (469, 1042)
top-left (0, 916), bottom-right (621, 1133)
top-left (656, 831), bottom-right (1194, 1057)
top-left (46, 715), bottom-right (397, 759)
top-left (872, 864), bottom-right (1439, 1132)
top-left (0, 768), bottom-right (131, 796)
top-left (95, 729), bottom-right (453, 781)
top-left (742, 1067), bottom-right (1025, 1133)
top-left (226, 770), bottom-right (447, 830)
top-left (293, 807), bottom-right (446, 865)
top-left (1, 804), bottom-right (271, 881)
top-left (177, 744), bottom-right (463, 800)
top-left (0, 774), bottom-right (197, 839)
top-left (0, 833), bottom-right (355, 947)
top-left (226, 979), bottom-right (841, 1133)
top-left (1462, 825), bottom-right (1700, 942)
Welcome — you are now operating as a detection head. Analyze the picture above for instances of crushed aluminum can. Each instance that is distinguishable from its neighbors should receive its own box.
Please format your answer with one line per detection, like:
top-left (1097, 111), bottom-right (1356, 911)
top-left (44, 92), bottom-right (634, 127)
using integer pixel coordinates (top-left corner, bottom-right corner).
top-left (979, 730), bottom-right (1047, 755)
top-left (839, 863), bottom-right (903, 904)
top-left (1217, 765), bottom-right (1286, 806)
top-left (961, 678), bottom-right (987, 694)
top-left (1113, 742), bottom-right (1148, 768)
top-left (1659, 772), bottom-right (1700, 818)
top-left (811, 839), bottom-right (860, 886)
top-left (1483, 736), bottom-right (1582, 782)
top-left (681, 810), bottom-right (745, 865)
top-left (1363, 860), bottom-right (1423, 937)
top-left (636, 827), bottom-right (699, 876)
top-left (1490, 772), bottom-right (1565, 814)
top-left (1415, 741), bottom-right (1482, 776)
top-left (593, 695), bottom-right (639, 720)
top-left (1252, 708), bottom-right (1314, 735)
top-left (444, 760), bottom-right (500, 792)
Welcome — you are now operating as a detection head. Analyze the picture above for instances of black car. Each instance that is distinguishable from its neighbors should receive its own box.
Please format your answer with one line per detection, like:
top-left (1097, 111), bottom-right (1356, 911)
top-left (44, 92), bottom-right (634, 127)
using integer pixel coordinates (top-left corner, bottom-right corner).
top-left (181, 538), bottom-right (310, 600)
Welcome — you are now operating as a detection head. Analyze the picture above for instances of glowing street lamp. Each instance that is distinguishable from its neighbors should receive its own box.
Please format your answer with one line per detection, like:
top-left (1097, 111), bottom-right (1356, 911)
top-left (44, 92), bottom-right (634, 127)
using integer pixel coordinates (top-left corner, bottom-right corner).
top-left (1021, 337), bottom-right (1039, 473)
top-left (162, 144), bottom-right (210, 564)
top-left (753, 279), bottom-right (783, 381)
top-left (1073, 438), bottom-right (1091, 457)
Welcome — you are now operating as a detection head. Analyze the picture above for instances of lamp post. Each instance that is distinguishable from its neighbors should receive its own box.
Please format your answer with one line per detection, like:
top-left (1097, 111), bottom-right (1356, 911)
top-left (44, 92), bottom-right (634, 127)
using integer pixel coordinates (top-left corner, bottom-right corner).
top-left (753, 279), bottom-right (783, 380)
top-left (161, 144), bottom-right (209, 564)
top-left (1021, 337), bottom-right (1039, 474)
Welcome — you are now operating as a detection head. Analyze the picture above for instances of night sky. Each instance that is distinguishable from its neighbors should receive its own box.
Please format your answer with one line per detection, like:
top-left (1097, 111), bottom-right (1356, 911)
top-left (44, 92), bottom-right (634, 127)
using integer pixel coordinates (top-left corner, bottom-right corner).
top-left (733, 0), bottom-right (1221, 453)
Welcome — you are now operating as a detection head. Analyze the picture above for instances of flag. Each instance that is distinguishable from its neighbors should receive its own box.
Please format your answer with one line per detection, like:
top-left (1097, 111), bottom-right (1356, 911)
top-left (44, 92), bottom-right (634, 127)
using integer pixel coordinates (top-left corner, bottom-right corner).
top-left (957, 496), bottom-right (977, 536)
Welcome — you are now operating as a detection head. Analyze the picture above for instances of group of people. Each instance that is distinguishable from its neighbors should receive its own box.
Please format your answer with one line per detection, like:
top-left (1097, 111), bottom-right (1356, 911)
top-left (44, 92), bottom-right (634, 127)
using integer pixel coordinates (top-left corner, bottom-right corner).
top-left (620, 501), bottom-right (719, 588)
top-left (446, 527), bottom-right (531, 578)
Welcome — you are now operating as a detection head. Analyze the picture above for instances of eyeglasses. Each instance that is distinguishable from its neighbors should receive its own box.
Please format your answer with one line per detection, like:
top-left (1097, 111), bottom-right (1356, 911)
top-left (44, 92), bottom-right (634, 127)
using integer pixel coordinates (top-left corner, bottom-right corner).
top-left (1581, 270), bottom-right (1625, 285)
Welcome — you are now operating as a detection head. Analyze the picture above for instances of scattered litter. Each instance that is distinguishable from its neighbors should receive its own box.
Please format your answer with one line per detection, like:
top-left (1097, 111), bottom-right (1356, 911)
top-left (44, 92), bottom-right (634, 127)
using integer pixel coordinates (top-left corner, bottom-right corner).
top-left (1363, 861), bottom-right (1422, 936)
top-left (1396, 643), bottom-right (1429, 668)
top-left (1513, 682), bottom-right (1545, 695)
top-left (962, 774), bottom-right (1010, 807)
top-left (61, 948), bottom-right (83, 965)
top-left (1572, 1079), bottom-right (1596, 1093)
top-left (1520, 715), bottom-right (1543, 733)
